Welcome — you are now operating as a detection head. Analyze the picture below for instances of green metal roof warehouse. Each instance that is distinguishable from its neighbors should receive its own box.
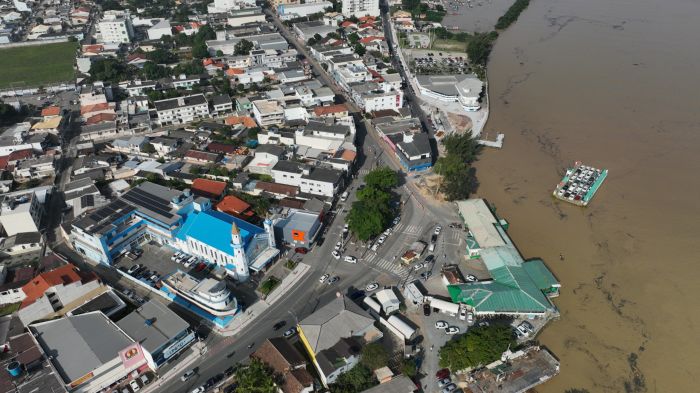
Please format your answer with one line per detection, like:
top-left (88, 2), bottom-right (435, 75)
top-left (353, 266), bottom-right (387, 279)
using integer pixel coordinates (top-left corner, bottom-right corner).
top-left (449, 200), bottom-right (560, 315)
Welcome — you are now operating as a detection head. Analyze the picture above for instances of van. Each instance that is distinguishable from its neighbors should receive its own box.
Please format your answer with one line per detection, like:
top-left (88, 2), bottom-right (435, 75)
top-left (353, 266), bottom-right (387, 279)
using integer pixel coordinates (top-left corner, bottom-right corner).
top-left (428, 243), bottom-right (435, 252)
top-left (340, 191), bottom-right (349, 202)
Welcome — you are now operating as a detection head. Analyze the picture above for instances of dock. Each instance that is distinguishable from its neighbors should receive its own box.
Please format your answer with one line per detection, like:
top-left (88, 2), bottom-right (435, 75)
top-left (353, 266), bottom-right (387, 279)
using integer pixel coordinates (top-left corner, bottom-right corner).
top-left (553, 161), bottom-right (608, 206)
top-left (477, 133), bottom-right (504, 148)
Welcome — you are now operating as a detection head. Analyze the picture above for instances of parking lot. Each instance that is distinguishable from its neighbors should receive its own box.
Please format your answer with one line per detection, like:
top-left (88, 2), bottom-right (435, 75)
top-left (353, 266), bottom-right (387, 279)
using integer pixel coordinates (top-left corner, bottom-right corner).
top-left (410, 52), bottom-right (470, 74)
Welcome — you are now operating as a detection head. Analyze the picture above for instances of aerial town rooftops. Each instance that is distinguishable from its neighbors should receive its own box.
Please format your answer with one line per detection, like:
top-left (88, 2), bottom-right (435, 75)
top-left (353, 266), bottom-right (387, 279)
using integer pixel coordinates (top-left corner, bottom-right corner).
top-left (116, 300), bottom-right (189, 354)
top-left (154, 94), bottom-right (208, 111)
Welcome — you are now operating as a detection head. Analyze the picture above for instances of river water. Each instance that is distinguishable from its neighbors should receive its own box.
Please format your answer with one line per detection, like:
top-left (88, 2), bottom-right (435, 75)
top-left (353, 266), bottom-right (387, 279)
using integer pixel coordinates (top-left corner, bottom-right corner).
top-left (455, 0), bottom-right (700, 391)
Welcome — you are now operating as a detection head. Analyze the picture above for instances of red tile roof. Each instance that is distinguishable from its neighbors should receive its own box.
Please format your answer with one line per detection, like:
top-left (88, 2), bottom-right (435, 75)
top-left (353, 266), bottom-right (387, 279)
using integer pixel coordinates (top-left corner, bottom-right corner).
top-left (207, 142), bottom-right (237, 154)
top-left (340, 21), bottom-right (356, 28)
top-left (80, 102), bottom-right (110, 115)
top-left (0, 149), bottom-right (34, 170)
top-left (216, 195), bottom-right (253, 216)
top-left (85, 112), bottom-right (117, 125)
top-left (313, 104), bottom-right (348, 117)
top-left (191, 178), bottom-right (227, 199)
top-left (20, 264), bottom-right (97, 308)
top-left (339, 149), bottom-right (357, 162)
top-left (360, 36), bottom-right (384, 44)
top-left (358, 16), bottom-right (376, 22)
top-left (41, 106), bottom-right (60, 117)
top-left (185, 150), bottom-right (221, 162)
top-left (226, 68), bottom-right (245, 76)
top-left (255, 181), bottom-right (298, 197)
top-left (224, 116), bottom-right (257, 128)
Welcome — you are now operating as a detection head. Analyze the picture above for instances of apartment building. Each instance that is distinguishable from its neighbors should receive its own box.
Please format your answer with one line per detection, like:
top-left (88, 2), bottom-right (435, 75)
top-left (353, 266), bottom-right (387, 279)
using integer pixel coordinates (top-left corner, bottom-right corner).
top-left (98, 10), bottom-right (134, 43)
top-left (154, 94), bottom-right (210, 125)
top-left (252, 99), bottom-right (285, 127)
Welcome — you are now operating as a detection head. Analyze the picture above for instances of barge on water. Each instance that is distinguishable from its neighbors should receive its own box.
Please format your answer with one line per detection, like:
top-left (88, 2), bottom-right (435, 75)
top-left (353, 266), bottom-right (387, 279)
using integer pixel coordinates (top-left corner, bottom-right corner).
top-left (553, 161), bottom-right (608, 206)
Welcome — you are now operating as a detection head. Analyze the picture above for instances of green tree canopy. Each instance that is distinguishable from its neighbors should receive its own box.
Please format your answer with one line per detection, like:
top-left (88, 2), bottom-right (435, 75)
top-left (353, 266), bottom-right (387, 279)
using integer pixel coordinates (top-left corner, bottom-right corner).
top-left (234, 360), bottom-right (278, 393)
top-left (141, 143), bottom-right (156, 154)
top-left (147, 48), bottom-right (177, 64)
top-left (439, 325), bottom-right (515, 371)
top-left (360, 343), bottom-right (388, 370)
top-left (234, 39), bottom-right (255, 55)
top-left (330, 364), bottom-right (376, 393)
top-left (89, 58), bottom-right (135, 83)
top-left (346, 200), bottom-right (387, 241)
top-left (354, 43), bottom-right (366, 56)
top-left (142, 61), bottom-right (172, 79)
top-left (348, 33), bottom-right (360, 44)
top-left (363, 167), bottom-right (399, 190)
top-left (191, 42), bottom-right (209, 59)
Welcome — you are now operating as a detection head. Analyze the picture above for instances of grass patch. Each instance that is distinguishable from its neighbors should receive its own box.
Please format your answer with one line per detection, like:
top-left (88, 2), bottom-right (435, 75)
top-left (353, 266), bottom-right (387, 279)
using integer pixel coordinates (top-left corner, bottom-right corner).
top-left (0, 41), bottom-right (78, 88)
top-left (0, 302), bottom-right (21, 316)
top-left (431, 38), bottom-right (468, 52)
top-left (259, 276), bottom-right (280, 296)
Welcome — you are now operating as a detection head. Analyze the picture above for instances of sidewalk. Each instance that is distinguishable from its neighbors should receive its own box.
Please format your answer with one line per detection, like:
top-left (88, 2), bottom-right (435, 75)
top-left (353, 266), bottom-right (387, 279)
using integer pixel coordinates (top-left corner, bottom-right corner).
top-left (141, 341), bottom-right (207, 393)
top-left (216, 262), bottom-right (310, 336)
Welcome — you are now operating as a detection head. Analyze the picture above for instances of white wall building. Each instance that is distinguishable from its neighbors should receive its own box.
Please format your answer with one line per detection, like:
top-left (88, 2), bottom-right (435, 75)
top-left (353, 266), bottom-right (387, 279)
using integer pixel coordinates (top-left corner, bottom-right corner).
top-left (277, 2), bottom-right (332, 19)
top-left (341, 0), bottom-right (379, 18)
top-left (147, 19), bottom-right (172, 40)
top-left (154, 94), bottom-right (210, 125)
top-left (252, 99), bottom-right (285, 127)
top-left (98, 10), bottom-right (134, 43)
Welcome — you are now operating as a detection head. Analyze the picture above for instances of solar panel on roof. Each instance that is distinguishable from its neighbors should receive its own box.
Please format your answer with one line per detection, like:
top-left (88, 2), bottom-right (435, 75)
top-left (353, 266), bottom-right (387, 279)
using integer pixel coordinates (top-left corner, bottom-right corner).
top-left (122, 189), bottom-right (175, 219)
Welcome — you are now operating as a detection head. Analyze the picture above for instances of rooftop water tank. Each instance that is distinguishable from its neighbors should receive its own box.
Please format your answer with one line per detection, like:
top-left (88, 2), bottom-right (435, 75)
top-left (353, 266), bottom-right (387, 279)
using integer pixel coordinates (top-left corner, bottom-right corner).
top-left (6, 361), bottom-right (21, 377)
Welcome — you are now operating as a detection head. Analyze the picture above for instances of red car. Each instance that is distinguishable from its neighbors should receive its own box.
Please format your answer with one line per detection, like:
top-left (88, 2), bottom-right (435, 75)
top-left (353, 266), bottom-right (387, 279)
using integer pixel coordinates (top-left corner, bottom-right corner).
top-left (435, 368), bottom-right (450, 380)
top-left (195, 262), bottom-right (207, 272)
top-left (294, 247), bottom-right (308, 254)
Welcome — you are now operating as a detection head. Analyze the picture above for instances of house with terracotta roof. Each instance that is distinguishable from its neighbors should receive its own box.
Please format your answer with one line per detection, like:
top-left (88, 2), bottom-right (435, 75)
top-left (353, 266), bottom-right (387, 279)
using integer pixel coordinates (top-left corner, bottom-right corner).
top-left (252, 338), bottom-right (315, 393)
top-left (9, 263), bottom-right (109, 326)
top-left (40, 106), bottom-right (61, 119)
top-left (312, 104), bottom-right (349, 119)
top-left (254, 181), bottom-right (298, 199)
top-left (216, 195), bottom-right (254, 220)
top-left (0, 149), bottom-right (34, 171)
top-left (224, 115), bottom-right (257, 128)
top-left (184, 149), bottom-right (221, 164)
top-left (31, 116), bottom-right (63, 134)
top-left (206, 142), bottom-right (237, 155)
top-left (191, 178), bottom-right (227, 200)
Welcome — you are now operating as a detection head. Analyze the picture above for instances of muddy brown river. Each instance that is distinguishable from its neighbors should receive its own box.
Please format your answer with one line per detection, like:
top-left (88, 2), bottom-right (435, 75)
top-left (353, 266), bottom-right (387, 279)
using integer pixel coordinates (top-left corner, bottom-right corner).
top-left (463, 0), bottom-right (700, 391)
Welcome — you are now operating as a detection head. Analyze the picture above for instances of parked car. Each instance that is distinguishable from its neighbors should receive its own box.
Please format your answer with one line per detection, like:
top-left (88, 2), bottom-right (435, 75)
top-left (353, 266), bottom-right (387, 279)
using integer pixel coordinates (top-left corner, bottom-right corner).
top-left (139, 374), bottom-right (150, 385)
top-left (319, 274), bottom-right (330, 283)
top-left (344, 255), bottom-right (357, 263)
top-left (129, 380), bottom-right (140, 392)
top-left (438, 378), bottom-right (452, 388)
top-left (224, 366), bottom-right (236, 377)
top-left (435, 321), bottom-right (448, 329)
top-left (149, 274), bottom-right (160, 283)
top-left (435, 368), bottom-right (450, 380)
top-left (181, 370), bottom-right (196, 382)
top-left (127, 264), bottom-right (142, 274)
top-left (434, 226), bottom-right (442, 235)
top-left (340, 191), bottom-right (349, 201)
top-left (125, 252), bottom-right (139, 261)
top-left (195, 262), bottom-right (207, 272)
top-left (183, 257), bottom-right (197, 268)
top-left (283, 327), bottom-right (297, 338)
top-left (445, 326), bottom-right (460, 335)
top-left (327, 276), bottom-right (339, 285)
top-left (171, 252), bottom-right (182, 261)
top-left (371, 243), bottom-right (379, 251)
top-left (377, 235), bottom-right (386, 244)
top-left (365, 282), bottom-right (379, 292)
top-left (467, 312), bottom-right (474, 324)
top-left (413, 263), bottom-right (424, 271)
top-left (190, 386), bottom-right (205, 393)
top-left (520, 321), bottom-right (534, 334)
top-left (442, 383), bottom-right (457, 393)
top-left (332, 250), bottom-right (341, 259)
top-left (334, 241), bottom-right (342, 251)
top-left (459, 307), bottom-right (467, 321)
top-left (423, 303), bottom-right (431, 316)
top-left (420, 271), bottom-right (432, 280)
top-left (516, 324), bottom-right (529, 337)
top-left (424, 255), bottom-right (435, 264)
top-left (466, 274), bottom-right (477, 282)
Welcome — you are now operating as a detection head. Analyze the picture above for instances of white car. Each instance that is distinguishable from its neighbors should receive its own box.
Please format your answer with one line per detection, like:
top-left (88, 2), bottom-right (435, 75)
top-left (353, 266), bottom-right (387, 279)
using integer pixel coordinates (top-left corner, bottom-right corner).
top-left (383, 228), bottom-right (391, 236)
top-left (332, 250), bottom-right (341, 259)
top-left (319, 274), bottom-right (330, 283)
top-left (343, 224), bottom-right (349, 233)
top-left (459, 308), bottom-right (467, 321)
top-left (520, 321), bottom-right (534, 334)
top-left (371, 243), bottom-right (379, 251)
top-left (334, 241), bottom-right (342, 251)
top-left (183, 257), bottom-right (196, 268)
top-left (180, 370), bottom-right (196, 382)
top-left (445, 326), bottom-right (460, 335)
top-left (129, 380), bottom-right (140, 392)
top-left (344, 255), bottom-right (357, 263)
top-left (413, 263), bottom-right (424, 271)
top-left (190, 387), bottom-right (205, 393)
top-left (466, 274), bottom-right (478, 282)
top-left (516, 324), bottom-right (529, 337)
top-left (377, 235), bottom-right (386, 244)
top-left (365, 282), bottom-right (379, 291)
top-left (434, 226), bottom-right (442, 235)
top-left (467, 312), bottom-right (474, 324)
top-left (171, 252), bottom-right (182, 262)
top-left (435, 321), bottom-right (448, 329)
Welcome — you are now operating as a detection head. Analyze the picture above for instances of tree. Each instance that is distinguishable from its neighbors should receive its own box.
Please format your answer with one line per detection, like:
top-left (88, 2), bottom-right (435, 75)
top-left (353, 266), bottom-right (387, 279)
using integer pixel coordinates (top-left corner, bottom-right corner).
top-left (0, 101), bottom-right (29, 126)
top-left (88, 58), bottom-right (134, 83)
top-left (400, 358), bottom-right (417, 378)
top-left (173, 59), bottom-right (205, 75)
top-left (191, 42), bottom-right (209, 59)
top-left (330, 364), bottom-right (376, 393)
top-left (467, 31), bottom-right (498, 67)
top-left (364, 167), bottom-right (399, 190)
top-left (216, 49), bottom-right (224, 57)
top-left (234, 360), bottom-right (278, 393)
top-left (439, 325), bottom-right (515, 371)
top-left (346, 200), bottom-right (387, 241)
top-left (142, 61), bottom-right (172, 79)
top-left (441, 166), bottom-right (478, 201)
top-left (442, 133), bottom-right (480, 164)
top-left (147, 48), bottom-right (177, 64)
top-left (194, 25), bottom-right (216, 43)
top-left (348, 32), bottom-right (360, 44)
top-left (141, 143), bottom-right (156, 154)
top-left (234, 39), bottom-right (254, 55)
top-left (360, 343), bottom-right (388, 370)
top-left (354, 43), bottom-right (366, 56)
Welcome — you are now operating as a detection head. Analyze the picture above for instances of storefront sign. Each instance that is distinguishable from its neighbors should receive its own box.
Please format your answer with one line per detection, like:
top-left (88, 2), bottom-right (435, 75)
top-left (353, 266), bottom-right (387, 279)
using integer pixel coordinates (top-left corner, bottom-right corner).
top-left (163, 331), bottom-right (196, 359)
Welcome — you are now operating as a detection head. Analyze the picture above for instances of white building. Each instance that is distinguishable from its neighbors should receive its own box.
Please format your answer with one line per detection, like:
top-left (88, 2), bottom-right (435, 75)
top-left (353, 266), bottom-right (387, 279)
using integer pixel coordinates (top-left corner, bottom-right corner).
top-left (252, 99), bottom-right (285, 127)
top-left (12, 156), bottom-right (55, 182)
top-left (0, 187), bottom-right (51, 238)
top-left (147, 19), bottom-right (172, 40)
top-left (227, 7), bottom-right (266, 27)
top-left (415, 74), bottom-right (484, 112)
top-left (208, 0), bottom-right (256, 13)
top-left (154, 94), bottom-right (210, 125)
top-left (98, 10), bottom-right (134, 43)
top-left (342, 0), bottom-right (379, 18)
top-left (350, 82), bottom-right (404, 112)
top-left (277, 2), bottom-right (332, 19)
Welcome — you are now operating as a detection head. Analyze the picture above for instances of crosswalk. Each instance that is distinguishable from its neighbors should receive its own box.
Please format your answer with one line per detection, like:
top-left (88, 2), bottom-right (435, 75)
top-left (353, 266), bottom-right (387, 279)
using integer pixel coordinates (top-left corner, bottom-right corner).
top-left (393, 223), bottom-right (422, 235)
top-left (358, 169), bottom-right (371, 176)
top-left (363, 252), bottom-right (411, 279)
